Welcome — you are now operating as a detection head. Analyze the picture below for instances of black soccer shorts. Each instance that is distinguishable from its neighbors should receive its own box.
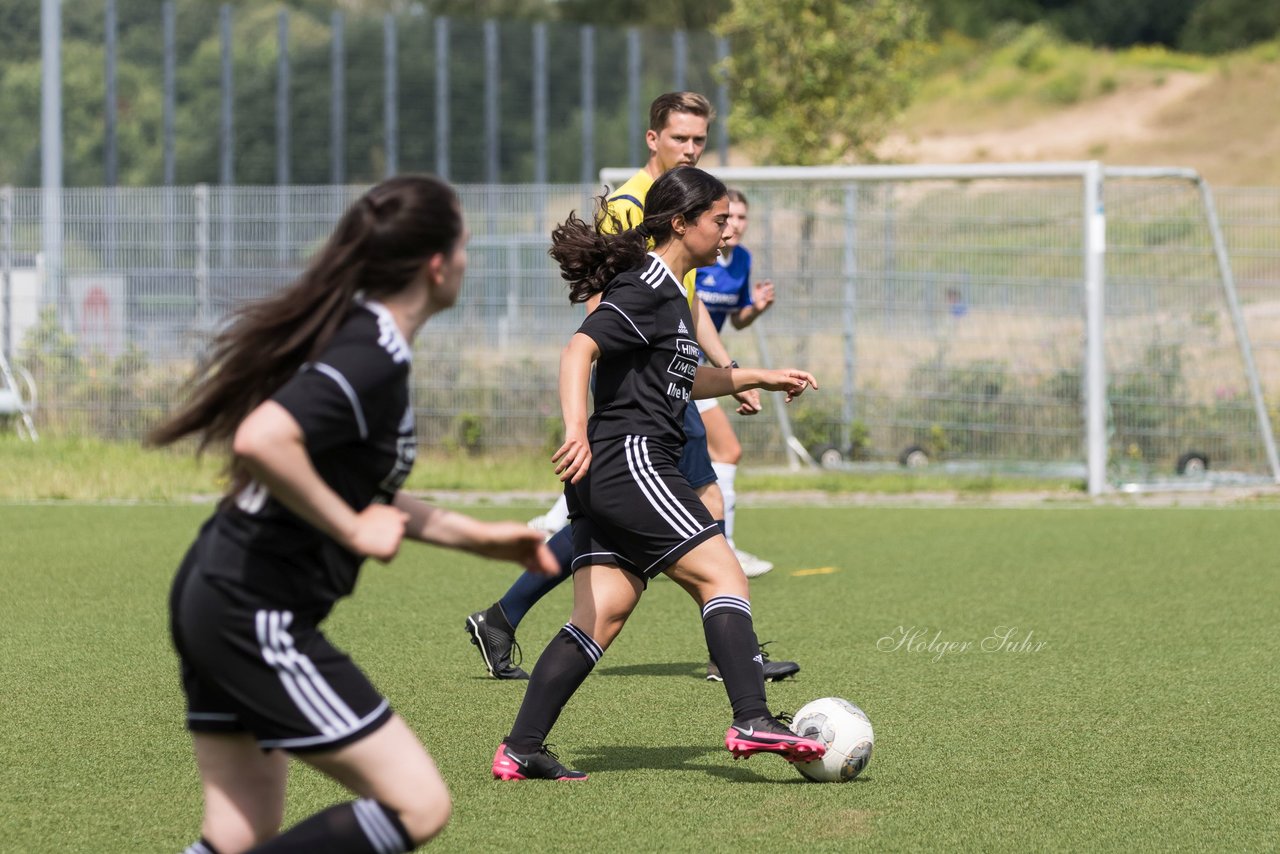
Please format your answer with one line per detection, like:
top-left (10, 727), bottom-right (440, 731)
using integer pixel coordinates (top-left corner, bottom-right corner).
top-left (566, 434), bottom-right (721, 581)
top-left (169, 550), bottom-right (392, 753)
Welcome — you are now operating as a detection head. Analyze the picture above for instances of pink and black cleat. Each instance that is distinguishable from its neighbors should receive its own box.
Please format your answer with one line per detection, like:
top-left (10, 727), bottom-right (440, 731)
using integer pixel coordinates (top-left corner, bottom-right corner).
top-left (725, 714), bottom-right (826, 762)
top-left (492, 743), bottom-right (587, 781)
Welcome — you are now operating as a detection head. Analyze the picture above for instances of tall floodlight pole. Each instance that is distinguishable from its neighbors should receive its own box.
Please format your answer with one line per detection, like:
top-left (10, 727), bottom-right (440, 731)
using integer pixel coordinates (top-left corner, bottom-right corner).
top-left (41, 0), bottom-right (63, 302)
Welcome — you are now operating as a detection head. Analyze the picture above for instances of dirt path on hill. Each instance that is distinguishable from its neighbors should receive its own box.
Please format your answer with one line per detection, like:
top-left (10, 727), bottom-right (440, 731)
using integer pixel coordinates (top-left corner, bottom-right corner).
top-left (880, 72), bottom-right (1212, 164)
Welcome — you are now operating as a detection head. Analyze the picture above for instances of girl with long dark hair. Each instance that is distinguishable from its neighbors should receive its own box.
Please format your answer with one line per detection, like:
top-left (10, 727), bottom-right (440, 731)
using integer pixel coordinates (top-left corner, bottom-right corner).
top-left (154, 175), bottom-right (557, 852)
top-left (492, 166), bottom-right (825, 781)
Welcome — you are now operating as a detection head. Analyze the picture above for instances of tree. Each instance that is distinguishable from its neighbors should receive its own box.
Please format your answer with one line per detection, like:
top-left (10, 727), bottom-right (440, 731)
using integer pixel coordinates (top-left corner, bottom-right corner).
top-left (717, 0), bottom-right (929, 166)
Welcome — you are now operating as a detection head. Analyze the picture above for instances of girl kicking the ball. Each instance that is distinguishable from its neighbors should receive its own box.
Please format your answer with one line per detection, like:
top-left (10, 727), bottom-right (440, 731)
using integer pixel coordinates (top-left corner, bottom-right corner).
top-left (491, 166), bottom-right (825, 781)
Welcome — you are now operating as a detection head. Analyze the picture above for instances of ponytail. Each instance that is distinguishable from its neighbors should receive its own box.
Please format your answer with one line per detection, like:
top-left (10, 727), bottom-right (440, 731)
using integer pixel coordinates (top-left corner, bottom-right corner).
top-left (549, 196), bottom-right (649, 304)
top-left (549, 166), bottom-right (726, 303)
top-left (149, 175), bottom-right (463, 478)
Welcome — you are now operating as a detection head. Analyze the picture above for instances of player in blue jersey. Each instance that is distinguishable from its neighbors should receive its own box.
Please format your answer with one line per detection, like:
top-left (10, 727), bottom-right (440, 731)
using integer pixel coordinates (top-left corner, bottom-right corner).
top-left (693, 189), bottom-right (778, 626)
top-left (153, 175), bottom-right (558, 854)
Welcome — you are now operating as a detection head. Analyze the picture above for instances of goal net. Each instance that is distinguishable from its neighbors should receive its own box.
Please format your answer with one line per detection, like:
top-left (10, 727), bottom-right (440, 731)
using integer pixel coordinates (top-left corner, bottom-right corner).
top-left (602, 162), bottom-right (1279, 494)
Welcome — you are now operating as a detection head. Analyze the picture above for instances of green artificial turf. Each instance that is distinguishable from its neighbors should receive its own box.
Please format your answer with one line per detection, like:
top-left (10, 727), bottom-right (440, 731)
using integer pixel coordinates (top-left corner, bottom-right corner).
top-left (1, 504), bottom-right (1277, 851)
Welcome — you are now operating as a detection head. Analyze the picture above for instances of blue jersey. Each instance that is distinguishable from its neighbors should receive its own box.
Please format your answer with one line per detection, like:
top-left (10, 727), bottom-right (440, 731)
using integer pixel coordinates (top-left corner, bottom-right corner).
top-left (694, 246), bottom-right (753, 332)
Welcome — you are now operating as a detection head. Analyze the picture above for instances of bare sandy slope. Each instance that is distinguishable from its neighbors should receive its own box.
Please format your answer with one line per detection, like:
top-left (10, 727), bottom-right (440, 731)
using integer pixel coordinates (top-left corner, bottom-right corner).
top-left (879, 63), bottom-right (1280, 185)
top-left (881, 72), bottom-right (1211, 163)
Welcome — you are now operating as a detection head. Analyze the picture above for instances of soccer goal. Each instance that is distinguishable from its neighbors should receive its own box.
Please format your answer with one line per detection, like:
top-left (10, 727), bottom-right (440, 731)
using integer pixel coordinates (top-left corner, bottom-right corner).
top-left (601, 162), bottom-right (1279, 495)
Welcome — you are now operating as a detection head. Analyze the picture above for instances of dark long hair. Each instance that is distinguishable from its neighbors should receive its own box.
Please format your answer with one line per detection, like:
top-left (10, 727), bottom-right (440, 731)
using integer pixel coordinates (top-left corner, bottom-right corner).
top-left (550, 165), bottom-right (727, 303)
top-left (149, 174), bottom-right (463, 459)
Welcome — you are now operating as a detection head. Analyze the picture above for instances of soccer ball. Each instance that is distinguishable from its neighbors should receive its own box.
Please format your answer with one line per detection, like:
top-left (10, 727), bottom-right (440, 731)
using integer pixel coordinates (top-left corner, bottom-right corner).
top-left (789, 697), bottom-right (874, 783)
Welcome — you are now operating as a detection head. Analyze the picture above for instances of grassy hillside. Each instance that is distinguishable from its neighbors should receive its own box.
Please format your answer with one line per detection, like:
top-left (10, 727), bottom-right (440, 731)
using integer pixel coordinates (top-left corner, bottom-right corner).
top-left (882, 26), bottom-right (1280, 185)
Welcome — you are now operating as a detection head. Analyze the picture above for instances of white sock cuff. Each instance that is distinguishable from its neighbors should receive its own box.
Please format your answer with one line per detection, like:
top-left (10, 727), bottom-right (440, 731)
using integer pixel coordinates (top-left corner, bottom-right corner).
top-left (711, 461), bottom-right (738, 485)
top-left (544, 494), bottom-right (571, 530)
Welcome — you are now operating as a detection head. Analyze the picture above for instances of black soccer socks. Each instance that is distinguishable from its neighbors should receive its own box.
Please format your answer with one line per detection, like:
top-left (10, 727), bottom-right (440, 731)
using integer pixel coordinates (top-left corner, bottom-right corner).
top-left (505, 623), bottom-right (601, 753)
top-left (246, 799), bottom-right (411, 853)
top-left (701, 595), bottom-right (770, 722)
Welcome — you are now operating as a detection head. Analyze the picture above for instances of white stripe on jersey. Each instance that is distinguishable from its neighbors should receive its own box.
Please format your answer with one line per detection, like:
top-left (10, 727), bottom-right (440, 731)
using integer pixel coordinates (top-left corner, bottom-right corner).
top-left (623, 435), bottom-right (701, 538)
top-left (363, 299), bottom-right (412, 364)
top-left (644, 252), bottom-right (678, 288)
top-left (353, 798), bottom-right (407, 853)
top-left (255, 610), bottom-right (362, 738)
top-left (595, 302), bottom-right (649, 344)
top-left (310, 362), bottom-right (369, 440)
top-left (640, 256), bottom-right (665, 287)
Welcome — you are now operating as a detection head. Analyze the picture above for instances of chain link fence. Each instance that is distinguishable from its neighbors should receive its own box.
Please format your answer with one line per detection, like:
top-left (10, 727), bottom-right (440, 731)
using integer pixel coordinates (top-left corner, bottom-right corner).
top-left (2, 180), bottom-right (1278, 487)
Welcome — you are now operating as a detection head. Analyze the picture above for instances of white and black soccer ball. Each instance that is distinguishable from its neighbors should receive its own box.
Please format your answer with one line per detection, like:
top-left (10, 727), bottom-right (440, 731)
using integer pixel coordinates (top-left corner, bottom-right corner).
top-left (789, 697), bottom-right (874, 783)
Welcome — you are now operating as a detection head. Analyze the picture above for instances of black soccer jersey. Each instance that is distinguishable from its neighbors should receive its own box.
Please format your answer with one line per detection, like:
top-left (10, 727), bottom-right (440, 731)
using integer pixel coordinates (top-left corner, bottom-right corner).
top-left (206, 300), bottom-right (416, 609)
top-left (578, 253), bottom-right (701, 446)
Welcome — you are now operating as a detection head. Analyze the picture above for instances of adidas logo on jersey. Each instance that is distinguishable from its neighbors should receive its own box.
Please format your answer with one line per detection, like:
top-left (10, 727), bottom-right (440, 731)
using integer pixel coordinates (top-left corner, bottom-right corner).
top-left (677, 319), bottom-right (688, 334)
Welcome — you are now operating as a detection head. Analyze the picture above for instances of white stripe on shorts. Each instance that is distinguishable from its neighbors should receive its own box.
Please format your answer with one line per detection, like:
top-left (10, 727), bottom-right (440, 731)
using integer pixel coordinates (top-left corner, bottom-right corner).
top-left (624, 435), bottom-right (701, 538)
top-left (255, 609), bottom-right (361, 740)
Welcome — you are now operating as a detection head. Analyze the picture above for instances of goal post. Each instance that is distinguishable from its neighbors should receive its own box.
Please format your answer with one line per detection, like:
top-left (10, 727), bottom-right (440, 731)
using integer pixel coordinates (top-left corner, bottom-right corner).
top-left (600, 162), bottom-right (1280, 495)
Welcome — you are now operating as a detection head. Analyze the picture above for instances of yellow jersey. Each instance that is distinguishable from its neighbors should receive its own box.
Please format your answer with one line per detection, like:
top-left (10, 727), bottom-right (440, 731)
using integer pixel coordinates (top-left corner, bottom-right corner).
top-left (602, 169), bottom-right (697, 310)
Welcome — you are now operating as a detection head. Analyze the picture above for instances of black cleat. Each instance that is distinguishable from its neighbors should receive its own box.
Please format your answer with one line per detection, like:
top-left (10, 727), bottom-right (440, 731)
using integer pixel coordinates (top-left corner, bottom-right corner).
top-left (706, 642), bottom-right (800, 682)
top-left (492, 743), bottom-right (587, 780)
top-left (465, 607), bottom-right (529, 680)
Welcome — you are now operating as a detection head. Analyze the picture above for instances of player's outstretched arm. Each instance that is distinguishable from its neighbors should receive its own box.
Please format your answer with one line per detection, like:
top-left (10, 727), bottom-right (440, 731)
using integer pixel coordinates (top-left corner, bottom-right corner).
top-left (393, 493), bottom-right (560, 577)
top-left (692, 296), bottom-right (761, 414)
top-left (692, 366), bottom-right (817, 403)
top-left (233, 400), bottom-right (406, 562)
top-left (553, 333), bottom-right (599, 484)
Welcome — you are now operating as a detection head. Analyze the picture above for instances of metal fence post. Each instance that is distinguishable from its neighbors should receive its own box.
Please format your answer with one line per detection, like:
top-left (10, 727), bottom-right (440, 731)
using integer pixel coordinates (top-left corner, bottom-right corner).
top-left (532, 22), bottom-right (547, 187)
top-left (331, 10), bottom-right (345, 185)
top-left (673, 29), bottom-right (687, 90)
top-left (580, 26), bottom-right (595, 188)
top-left (219, 4), bottom-right (233, 186)
top-left (276, 10), bottom-right (290, 187)
top-left (715, 35), bottom-right (730, 166)
top-left (627, 28), bottom-right (641, 167)
top-left (1, 186), bottom-right (11, 363)
top-left (40, 0), bottom-right (62, 310)
top-left (105, 0), bottom-right (117, 187)
top-left (163, 1), bottom-right (176, 186)
top-left (384, 13), bottom-right (398, 177)
top-left (194, 184), bottom-right (209, 334)
top-left (484, 19), bottom-right (500, 184)
top-left (435, 17), bottom-right (450, 179)
top-left (277, 11), bottom-right (290, 263)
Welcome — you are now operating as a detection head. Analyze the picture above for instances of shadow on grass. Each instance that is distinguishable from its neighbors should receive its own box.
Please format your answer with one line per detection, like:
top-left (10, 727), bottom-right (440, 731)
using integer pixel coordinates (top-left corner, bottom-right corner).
top-left (594, 660), bottom-right (704, 678)
top-left (574, 743), bottom-right (844, 784)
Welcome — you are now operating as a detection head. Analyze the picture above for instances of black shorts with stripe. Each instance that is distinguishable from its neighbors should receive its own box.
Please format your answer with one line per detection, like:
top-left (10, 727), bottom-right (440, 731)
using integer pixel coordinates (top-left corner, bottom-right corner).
top-left (566, 434), bottom-right (720, 581)
top-left (168, 541), bottom-right (391, 753)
